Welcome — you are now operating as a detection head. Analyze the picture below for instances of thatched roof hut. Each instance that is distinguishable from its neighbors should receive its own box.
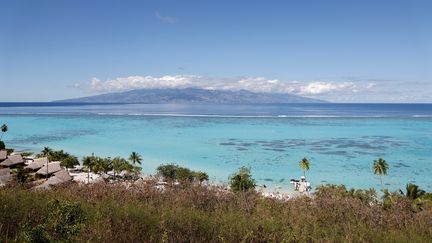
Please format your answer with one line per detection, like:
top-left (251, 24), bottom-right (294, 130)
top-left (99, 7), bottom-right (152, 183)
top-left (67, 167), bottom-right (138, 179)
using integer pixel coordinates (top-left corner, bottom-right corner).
top-left (0, 154), bottom-right (24, 168)
top-left (36, 161), bottom-right (62, 176)
top-left (26, 157), bottom-right (49, 170)
top-left (0, 150), bottom-right (7, 161)
top-left (35, 169), bottom-right (72, 189)
top-left (54, 170), bottom-right (72, 181)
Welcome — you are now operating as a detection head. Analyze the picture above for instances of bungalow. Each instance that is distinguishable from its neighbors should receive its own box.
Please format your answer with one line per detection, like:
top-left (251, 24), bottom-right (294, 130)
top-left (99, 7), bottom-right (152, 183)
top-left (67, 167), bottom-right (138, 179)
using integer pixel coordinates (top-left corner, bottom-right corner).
top-left (26, 157), bottom-right (49, 171)
top-left (0, 154), bottom-right (24, 168)
top-left (35, 161), bottom-right (62, 178)
top-left (35, 169), bottom-right (72, 189)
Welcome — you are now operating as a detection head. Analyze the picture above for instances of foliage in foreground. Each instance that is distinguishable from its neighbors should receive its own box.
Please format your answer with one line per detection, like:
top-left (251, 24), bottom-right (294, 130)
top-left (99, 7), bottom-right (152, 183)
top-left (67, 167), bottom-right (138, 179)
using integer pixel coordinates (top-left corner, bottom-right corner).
top-left (2, 183), bottom-right (431, 243)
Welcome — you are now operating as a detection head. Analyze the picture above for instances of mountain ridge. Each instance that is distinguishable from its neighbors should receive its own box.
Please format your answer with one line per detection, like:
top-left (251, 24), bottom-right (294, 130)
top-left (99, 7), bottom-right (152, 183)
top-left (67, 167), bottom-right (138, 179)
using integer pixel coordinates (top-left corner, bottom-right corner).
top-left (56, 88), bottom-right (326, 104)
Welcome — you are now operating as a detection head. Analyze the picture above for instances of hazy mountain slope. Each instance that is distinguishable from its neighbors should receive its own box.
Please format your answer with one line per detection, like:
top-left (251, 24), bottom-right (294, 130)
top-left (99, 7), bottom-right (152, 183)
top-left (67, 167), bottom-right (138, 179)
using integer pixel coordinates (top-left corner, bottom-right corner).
top-left (56, 88), bottom-right (326, 104)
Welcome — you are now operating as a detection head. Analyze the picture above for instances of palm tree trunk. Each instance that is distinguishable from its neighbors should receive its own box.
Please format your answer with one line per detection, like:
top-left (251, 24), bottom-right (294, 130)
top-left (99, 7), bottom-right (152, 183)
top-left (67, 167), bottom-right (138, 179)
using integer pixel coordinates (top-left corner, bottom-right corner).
top-left (380, 175), bottom-right (383, 191)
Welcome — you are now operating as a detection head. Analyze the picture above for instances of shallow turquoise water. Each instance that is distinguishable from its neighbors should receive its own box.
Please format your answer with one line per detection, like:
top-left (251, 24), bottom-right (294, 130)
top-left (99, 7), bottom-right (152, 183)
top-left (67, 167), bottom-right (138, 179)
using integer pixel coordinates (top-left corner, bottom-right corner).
top-left (1, 113), bottom-right (431, 192)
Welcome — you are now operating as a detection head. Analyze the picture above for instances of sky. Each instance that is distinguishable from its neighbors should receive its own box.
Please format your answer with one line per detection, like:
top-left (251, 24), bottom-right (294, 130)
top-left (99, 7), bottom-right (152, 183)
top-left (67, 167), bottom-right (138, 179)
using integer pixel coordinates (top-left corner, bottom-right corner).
top-left (0, 0), bottom-right (431, 102)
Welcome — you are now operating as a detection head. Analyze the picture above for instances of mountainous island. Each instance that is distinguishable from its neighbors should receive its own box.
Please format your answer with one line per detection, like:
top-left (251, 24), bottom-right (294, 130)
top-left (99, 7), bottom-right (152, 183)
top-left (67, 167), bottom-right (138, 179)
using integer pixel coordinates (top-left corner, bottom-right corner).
top-left (56, 88), bottom-right (325, 104)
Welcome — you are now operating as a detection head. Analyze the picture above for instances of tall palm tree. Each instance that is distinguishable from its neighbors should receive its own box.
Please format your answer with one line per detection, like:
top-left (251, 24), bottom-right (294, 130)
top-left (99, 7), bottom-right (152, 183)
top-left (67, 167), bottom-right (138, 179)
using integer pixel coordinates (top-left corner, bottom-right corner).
top-left (82, 156), bottom-right (95, 184)
top-left (41, 146), bottom-right (53, 179)
top-left (129, 152), bottom-right (142, 165)
top-left (299, 157), bottom-right (310, 177)
top-left (1, 123), bottom-right (8, 140)
top-left (373, 158), bottom-right (389, 190)
top-left (42, 146), bottom-right (53, 157)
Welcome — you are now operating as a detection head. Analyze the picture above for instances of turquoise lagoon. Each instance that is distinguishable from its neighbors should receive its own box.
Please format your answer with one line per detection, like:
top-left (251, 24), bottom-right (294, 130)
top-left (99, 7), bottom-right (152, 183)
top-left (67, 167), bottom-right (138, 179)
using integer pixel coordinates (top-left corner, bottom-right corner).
top-left (0, 103), bottom-right (431, 192)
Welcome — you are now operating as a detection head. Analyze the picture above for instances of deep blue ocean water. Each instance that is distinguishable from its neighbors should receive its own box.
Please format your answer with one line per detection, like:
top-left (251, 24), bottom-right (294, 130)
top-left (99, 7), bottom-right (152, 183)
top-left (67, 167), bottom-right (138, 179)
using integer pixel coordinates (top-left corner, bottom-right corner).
top-left (1, 103), bottom-right (431, 192)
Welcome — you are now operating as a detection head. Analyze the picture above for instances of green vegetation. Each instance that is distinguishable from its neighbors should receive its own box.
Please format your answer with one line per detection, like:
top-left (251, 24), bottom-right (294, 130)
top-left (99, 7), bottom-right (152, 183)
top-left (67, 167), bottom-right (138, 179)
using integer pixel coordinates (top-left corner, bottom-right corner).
top-left (194, 171), bottom-right (209, 184)
top-left (298, 157), bottom-right (310, 177)
top-left (373, 158), bottom-right (389, 190)
top-left (36, 147), bottom-right (79, 170)
top-left (1, 183), bottom-right (431, 242)
top-left (402, 183), bottom-right (426, 200)
top-left (128, 151), bottom-right (142, 165)
top-left (0, 140), bottom-right (5, 150)
top-left (20, 199), bottom-right (86, 243)
top-left (229, 166), bottom-right (256, 192)
top-left (156, 163), bottom-right (209, 183)
top-left (1, 136), bottom-right (429, 242)
top-left (16, 166), bottom-right (29, 184)
top-left (20, 151), bottom-right (33, 157)
top-left (82, 154), bottom-right (141, 177)
top-left (1, 123), bottom-right (8, 140)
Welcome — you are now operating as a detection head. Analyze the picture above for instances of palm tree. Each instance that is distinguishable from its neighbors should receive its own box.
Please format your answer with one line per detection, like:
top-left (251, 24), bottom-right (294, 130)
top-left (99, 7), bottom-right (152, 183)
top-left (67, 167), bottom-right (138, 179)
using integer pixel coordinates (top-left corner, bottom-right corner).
top-left (299, 157), bottom-right (310, 177)
top-left (42, 146), bottom-right (53, 157)
top-left (373, 158), bottom-right (389, 190)
top-left (82, 156), bottom-right (95, 184)
top-left (128, 152), bottom-right (142, 165)
top-left (1, 123), bottom-right (8, 140)
top-left (401, 183), bottom-right (425, 200)
top-left (41, 146), bottom-right (53, 179)
top-left (112, 157), bottom-right (128, 177)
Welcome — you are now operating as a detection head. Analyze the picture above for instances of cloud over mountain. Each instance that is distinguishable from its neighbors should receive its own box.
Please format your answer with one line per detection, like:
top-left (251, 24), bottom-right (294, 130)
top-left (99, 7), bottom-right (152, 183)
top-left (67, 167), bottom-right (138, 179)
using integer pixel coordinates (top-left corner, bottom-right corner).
top-left (74, 75), bottom-right (375, 98)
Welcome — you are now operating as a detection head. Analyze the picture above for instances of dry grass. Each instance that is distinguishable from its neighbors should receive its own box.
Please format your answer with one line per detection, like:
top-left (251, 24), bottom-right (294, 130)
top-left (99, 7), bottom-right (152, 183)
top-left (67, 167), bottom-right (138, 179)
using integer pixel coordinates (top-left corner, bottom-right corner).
top-left (0, 182), bottom-right (431, 242)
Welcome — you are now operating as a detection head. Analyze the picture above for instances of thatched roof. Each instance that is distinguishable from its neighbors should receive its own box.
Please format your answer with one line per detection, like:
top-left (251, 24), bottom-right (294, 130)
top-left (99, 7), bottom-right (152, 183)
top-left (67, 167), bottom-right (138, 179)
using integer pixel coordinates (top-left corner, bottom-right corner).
top-left (0, 168), bottom-right (12, 186)
top-left (35, 169), bottom-right (72, 189)
top-left (52, 169), bottom-right (72, 182)
top-left (0, 150), bottom-right (6, 161)
top-left (26, 157), bottom-right (49, 170)
top-left (36, 161), bottom-right (62, 176)
top-left (0, 154), bottom-right (24, 167)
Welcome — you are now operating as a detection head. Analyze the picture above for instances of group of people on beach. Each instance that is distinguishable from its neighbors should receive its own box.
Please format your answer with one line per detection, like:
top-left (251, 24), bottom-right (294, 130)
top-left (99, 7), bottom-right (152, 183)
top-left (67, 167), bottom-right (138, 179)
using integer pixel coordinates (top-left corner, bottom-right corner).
top-left (290, 176), bottom-right (312, 194)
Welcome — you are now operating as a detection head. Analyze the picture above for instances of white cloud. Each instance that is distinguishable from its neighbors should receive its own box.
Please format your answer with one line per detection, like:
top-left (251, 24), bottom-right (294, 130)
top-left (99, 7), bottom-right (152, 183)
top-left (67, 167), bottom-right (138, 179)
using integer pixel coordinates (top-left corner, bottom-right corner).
top-left (155, 11), bottom-right (177, 24)
top-left (298, 82), bottom-right (356, 95)
top-left (74, 74), bottom-right (375, 97)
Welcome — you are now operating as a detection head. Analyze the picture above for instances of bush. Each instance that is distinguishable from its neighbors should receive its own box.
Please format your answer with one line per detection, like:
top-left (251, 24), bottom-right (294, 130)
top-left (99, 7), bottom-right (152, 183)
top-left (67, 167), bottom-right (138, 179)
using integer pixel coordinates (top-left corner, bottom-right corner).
top-left (157, 163), bottom-right (178, 181)
top-left (1, 183), bottom-right (431, 242)
top-left (229, 166), bottom-right (256, 192)
top-left (157, 164), bottom-right (209, 183)
top-left (194, 171), bottom-right (209, 183)
top-left (0, 140), bottom-right (5, 150)
top-left (176, 167), bottom-right (194, 182)
top-left (16, 166), bottom-right (29, 184)
top-left (60, 156), bottom-right (80, 170)
top-left (20, 199), bottom-right (86, 242)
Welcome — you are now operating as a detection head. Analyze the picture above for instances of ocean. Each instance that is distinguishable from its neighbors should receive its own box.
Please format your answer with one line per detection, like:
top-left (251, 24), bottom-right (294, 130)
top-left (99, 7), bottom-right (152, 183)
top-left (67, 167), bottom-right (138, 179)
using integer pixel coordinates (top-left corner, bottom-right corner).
top-left (0, 103), bottom-right (431, 192)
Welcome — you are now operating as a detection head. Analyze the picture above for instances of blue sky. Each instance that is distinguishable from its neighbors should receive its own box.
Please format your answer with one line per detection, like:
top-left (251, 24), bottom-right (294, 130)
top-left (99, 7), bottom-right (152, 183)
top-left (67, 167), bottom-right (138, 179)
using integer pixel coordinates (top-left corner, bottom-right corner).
top-left (0, 0), bottom-right (431, 102)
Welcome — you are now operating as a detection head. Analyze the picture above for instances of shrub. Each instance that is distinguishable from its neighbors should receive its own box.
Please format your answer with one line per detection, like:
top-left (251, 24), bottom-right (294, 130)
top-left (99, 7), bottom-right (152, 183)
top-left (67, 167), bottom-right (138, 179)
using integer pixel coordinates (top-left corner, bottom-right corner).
top-left (229, 166), bottom-right (256, 192)
top-left (16, 166), bottom-right (29, 184)
top-left (60, 156), bottom-right (80, 170)
top-left (157, 163), bottom-right (178, 181)
top-left (1, 183), bottom-right (431, 242)
top-left (157, 164), bottom-right (210, 183)
top-left (0, 140), bottom-right (5, 150)
top-left (176, 167), bottom-right (194, 182)
top-left (194, 171), bottom-right (209, 183)
top-left (20, 199), bottom-right (86, 242)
